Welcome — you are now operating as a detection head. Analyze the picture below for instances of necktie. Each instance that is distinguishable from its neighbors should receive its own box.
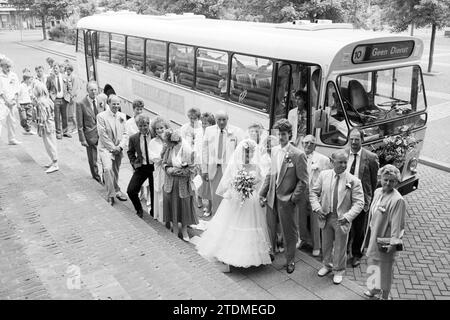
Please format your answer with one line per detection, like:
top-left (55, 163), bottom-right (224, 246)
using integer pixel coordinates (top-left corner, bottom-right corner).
top-left (332, 174), bottom-right (340, 214)
top-left (144, 134), bottom-right (150, 165)
top-left (218, 129), bottom-right (224, 160)
top-left (92, 99), bottom-right (97, 115)
top-left (57, 75), bottom-right (61, 93)
top-left (350, 153), bottom-right (357, 175)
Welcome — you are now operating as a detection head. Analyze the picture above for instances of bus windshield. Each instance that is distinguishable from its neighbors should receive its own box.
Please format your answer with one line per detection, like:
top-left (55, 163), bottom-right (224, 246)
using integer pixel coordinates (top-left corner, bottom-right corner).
top-left (337, 65), bottom-right (426, 127)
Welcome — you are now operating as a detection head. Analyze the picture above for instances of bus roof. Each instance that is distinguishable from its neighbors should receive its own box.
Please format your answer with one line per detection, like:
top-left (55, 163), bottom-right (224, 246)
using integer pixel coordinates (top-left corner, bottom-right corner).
top-left (77, 13), bottom-right (423, 67)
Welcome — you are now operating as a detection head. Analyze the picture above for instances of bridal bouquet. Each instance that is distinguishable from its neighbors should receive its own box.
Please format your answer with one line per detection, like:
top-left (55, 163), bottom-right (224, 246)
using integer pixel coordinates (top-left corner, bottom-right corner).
top-left (231, 169), bottom-right (257, 206)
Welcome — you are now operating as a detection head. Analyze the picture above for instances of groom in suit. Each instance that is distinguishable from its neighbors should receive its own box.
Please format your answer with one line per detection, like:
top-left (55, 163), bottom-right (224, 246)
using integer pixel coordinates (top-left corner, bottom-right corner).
top-left (202, 110), bottom-right (244, 216)
top-left (46, 62), bottom-right (70, 139)
top-left (97, 95), bottom-right (128, 205)
top-left (346, 128), bottom-right (379, 267)
top-left (309, 150), bottom-right (364, 284)
top-left (259, 119), bottom-right (309, 274)
top-left (76, 81), bottom-right (107, 183)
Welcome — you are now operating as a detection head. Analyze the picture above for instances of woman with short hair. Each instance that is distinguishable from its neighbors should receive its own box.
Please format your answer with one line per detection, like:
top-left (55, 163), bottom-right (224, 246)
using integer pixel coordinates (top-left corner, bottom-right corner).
top-left (180, 107), bottom-right (203, 207)
top-left (363, 164), bottom-right (406, 300)
top-left (198, 112), bottom-right (215, 215)
top-left (162, 129), bottom-right (198, 241)
top-left (148, 116), bottom-right (170, 223)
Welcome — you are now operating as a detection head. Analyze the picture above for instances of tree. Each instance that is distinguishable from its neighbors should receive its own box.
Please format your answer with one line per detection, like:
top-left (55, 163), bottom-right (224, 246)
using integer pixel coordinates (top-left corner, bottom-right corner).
top-left (414, 0), bottom-right (450, 72)
top-left (378, 0), bottom-right (450, 72)
top-left (74, 0), bottom-right (98, 18)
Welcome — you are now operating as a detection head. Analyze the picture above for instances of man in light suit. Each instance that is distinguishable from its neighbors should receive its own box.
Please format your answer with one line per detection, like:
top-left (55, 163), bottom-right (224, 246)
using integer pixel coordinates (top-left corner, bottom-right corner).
top-left (46, 62), bottom-right (70, 139)
top-left (297, 135), bottom-right (332, 257)
top-left (346, 128), bottom-right (379, 267)
top-left (310, 149), bottom-right (364, 284)
top-left (97, 95), bottom-right (128, 205)
top-left (259, 119), bottom-right (309, 274)
top-left (201, 110), bottom-right (243, 216)
top-left (76, 81), bottom-right (107, 183)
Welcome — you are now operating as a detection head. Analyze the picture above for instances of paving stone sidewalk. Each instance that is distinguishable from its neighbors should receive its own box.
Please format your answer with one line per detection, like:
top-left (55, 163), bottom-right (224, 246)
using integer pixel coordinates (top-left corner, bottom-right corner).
top-left (0, 143), bottom-right (251, 300)
top-left (0, 132), bottom-right (368, 300)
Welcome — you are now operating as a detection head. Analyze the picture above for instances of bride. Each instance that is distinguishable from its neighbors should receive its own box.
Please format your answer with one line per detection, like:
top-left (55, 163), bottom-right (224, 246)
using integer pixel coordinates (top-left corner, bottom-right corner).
top-left (195, 138), bottom-right (272, 268)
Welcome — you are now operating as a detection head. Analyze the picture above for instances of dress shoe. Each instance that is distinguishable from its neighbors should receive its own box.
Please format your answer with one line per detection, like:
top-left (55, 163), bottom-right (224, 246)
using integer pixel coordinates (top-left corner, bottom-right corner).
top-left (23, 131), bottom-right (36, 135)
top-left (312, 249), bottom-right (321, 257)
top-left (8, 139), bottom-right (22, 145)
top-left (333, 271), bottom-right (345, 285)
top-left (269, 254), bottom-right (275, 262)
top-left (352, 257), bottom-right (361, 268)
top-left (63, 133), bottom-right (72, 138)
top-left (136, 210), bottom-right (144, 218)
top-left (296, 239), bottom-right (306, 249)
top-left (286, 262), bottom-right (295, 274)
top-left (45, 164), bottom-right (59, 173)
top-left (108, 197), bottom-right (115, 206)
top-left (56, 134), bottom-right (62, 140)
top-left (364, 288), bottom-right (381, 298)
top-left (44, 163), bottom-right (53, 168)
top-left (317, 266), bottom-right (332, 277)
top-left (203, 208), bottom-right (211, 217)
top-left (116, 192), bottom-right (128, 201)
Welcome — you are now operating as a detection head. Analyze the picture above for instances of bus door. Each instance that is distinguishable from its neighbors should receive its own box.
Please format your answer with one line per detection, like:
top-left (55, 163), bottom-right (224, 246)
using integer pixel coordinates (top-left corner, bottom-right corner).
top-left (271, 62), bottom-right (320, 148)
top-left (84, 30), bottom-right (97, 81)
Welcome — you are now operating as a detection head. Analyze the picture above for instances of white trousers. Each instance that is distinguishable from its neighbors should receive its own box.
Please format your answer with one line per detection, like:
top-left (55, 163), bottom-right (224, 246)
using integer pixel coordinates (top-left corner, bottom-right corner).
top-left (0, 110), bottom-right (17, 142)
top-left (42, 130), bottom-right (58, 162)
top-left (99, 150), bottom-right (123, 198)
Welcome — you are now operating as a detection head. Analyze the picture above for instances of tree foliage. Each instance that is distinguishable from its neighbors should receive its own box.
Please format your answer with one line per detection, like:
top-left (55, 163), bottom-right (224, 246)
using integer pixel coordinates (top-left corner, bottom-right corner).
top-left (377, 0), bottom-right (450, 32)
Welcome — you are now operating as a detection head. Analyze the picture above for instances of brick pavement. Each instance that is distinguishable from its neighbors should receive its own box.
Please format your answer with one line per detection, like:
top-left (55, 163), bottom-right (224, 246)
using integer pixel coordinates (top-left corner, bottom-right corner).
top-left (341, 164), bottom-right (450, 300)
top-left (0, 131), bottom-right (366, 300)
top-left (0, 142), bottom-right (252, 300)
top-left (421, 113), bottom-right (450, 165)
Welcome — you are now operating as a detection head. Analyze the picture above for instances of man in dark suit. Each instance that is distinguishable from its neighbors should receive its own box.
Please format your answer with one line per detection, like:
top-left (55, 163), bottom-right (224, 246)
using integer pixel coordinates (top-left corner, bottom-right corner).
top-left (75, 81), bottom-right (105, 183)
top-left (259, 119), bottom-right (309, 274)
top-left (127, 114), bottom-right (154, 218)
top-left (46, 62), bottom-right (70, 139)
top-left (346, 128), bottom-right (379, 267)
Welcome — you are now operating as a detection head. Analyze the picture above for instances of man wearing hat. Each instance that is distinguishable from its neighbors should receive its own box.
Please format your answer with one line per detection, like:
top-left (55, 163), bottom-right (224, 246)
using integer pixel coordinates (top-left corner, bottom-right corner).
top-left (18, 68), bottom-right (35, 134)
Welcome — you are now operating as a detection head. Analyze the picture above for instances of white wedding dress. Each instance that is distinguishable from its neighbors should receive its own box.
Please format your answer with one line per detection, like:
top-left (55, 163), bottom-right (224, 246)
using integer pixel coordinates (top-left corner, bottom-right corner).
top-left (196, 140), bottom-right (272, 268)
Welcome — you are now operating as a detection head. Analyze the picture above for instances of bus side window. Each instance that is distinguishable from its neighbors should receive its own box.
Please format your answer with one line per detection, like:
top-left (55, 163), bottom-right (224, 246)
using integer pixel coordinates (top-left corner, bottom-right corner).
top-left (145, 39), bottom-right (166, 79)
top-left (110, 34), bottom-right (125, 66)
top-left (168, 44), bottom-right (194, 87)
top-left (77, 29), bottom-right (84, 54)
top-left (97, 32), bottom-right (109, 62)
top-left (196, 48), bottom-right (229, 98)
top-left (126, 37), bottom-right (144, 72)
top-left (230, 54), bottom-right (272, 113)
top-left (320, 82), bottom-right (349, 146)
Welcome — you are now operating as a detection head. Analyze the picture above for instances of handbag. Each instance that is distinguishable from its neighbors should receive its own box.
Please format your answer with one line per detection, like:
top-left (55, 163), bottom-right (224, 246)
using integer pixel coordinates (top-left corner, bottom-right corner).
top-left (376, 237), bottom-right (403, 252)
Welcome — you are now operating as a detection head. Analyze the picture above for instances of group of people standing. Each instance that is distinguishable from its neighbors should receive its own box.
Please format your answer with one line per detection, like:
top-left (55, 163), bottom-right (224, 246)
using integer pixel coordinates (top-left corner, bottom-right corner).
top-left (0, 55), bottom-right (78, 173)
top-left (1, 54), bottom-right (406, 300)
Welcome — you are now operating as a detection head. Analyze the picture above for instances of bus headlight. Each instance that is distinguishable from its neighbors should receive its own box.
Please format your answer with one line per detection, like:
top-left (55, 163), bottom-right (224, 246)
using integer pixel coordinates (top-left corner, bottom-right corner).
top-left (408, 157), bottom-right (418, 173)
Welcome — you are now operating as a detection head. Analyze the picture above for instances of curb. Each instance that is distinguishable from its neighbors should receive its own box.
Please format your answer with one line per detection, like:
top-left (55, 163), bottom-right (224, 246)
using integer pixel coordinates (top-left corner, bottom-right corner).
top-left (419, 156), bottom-right (450, 173)
top-left (16, 41), bottom-right (75, 60)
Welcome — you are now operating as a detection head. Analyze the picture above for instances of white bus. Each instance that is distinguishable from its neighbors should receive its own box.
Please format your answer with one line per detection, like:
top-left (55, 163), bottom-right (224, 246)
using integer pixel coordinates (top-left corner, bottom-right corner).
top-left (76, 12), bottom-right (427, 195)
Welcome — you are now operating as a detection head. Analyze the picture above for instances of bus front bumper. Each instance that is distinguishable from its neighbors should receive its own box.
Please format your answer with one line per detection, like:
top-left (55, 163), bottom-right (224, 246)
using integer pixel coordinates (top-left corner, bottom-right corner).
top-left (397, 176), bottom-right (419, 196)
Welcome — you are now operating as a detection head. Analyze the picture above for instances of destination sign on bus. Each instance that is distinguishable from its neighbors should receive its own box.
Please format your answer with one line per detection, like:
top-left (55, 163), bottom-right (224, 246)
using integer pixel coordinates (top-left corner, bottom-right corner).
top-left (352, 41), bottom-right (415, 64)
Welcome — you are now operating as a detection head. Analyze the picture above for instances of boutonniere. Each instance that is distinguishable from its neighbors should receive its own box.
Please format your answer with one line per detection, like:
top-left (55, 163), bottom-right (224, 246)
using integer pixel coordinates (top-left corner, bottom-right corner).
top-left (284, 152), bottom-right (293, 164)
top-left (118, 117), bottom-right (125, 124)
top-left (345, 182), bottom-right (352, 189)
top-left (378, 206), bottom-right (386, 213)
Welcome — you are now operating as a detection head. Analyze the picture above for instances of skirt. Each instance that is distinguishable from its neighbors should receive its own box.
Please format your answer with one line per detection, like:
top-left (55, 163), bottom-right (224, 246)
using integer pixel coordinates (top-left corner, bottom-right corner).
top-left (163, 177), bottom-right (199, 226)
